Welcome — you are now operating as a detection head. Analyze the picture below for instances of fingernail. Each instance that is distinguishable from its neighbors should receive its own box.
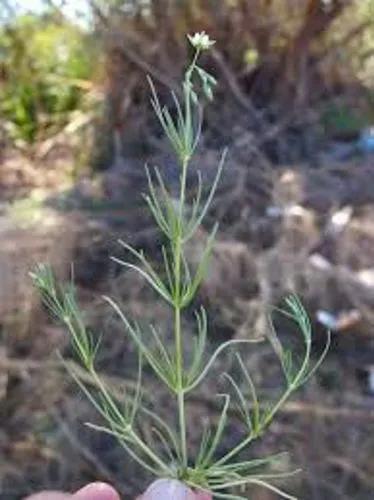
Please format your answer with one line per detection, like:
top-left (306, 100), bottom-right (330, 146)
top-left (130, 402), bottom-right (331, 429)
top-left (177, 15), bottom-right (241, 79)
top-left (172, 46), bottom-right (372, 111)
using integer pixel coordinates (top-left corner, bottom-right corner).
top-left (74, 482), bottom-right (120, 500)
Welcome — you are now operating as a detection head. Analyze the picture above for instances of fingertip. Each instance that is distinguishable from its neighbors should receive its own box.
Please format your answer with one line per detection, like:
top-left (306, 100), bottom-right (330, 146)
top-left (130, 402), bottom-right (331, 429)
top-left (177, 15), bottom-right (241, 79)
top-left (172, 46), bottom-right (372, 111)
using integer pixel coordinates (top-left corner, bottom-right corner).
top-left (73, 482), bottom-right (120, 500)
top-left (24, 494), bottom-right (71, 500)
top-left (195, 492), bottom-right (212, 500)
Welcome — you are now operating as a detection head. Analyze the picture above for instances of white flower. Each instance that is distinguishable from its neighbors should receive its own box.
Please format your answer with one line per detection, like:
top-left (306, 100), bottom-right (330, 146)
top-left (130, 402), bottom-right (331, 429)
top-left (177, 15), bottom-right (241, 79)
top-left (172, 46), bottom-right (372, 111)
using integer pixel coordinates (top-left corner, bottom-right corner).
top-left (188, 31), bottom-right (215, 51)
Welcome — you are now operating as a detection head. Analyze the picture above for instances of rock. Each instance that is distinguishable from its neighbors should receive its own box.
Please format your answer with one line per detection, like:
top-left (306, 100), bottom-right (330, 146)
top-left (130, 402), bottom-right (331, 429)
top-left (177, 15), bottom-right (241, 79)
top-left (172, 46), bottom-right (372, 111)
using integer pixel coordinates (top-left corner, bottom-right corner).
top-left (309, 253), bottom-right (333, 271)
top-left (356, 269), bottom-right (374, 290)
top-left (326, 206), bottom-right (353, 235)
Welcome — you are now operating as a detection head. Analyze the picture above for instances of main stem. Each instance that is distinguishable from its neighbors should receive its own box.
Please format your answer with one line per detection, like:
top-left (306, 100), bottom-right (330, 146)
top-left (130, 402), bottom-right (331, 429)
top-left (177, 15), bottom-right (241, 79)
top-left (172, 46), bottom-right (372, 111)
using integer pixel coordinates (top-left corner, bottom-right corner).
top-left (174, 158), bottom-right (189, 470)
top-left (173, 49), bottom-right (198, 473)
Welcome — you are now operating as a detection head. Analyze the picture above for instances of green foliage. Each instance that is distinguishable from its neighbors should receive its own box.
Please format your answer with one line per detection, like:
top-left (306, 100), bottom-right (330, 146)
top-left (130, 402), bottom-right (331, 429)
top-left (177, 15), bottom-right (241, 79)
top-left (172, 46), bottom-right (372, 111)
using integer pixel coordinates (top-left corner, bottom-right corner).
top-left (0, 13), bottom-right (97, 143)
top-left (31, 33), bottom-right (329, 499)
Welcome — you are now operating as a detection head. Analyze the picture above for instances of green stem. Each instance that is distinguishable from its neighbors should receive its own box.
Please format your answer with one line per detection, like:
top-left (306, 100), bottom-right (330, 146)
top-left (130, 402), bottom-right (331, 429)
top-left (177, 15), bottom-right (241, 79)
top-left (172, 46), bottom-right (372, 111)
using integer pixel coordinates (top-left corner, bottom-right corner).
top-left (213, 433), bottom-right (255, 468)
top-left (182, 48), bottom-right (200, 161)
top-left (213, 341), bottom-right (310, 468)
top-left (90, 368), bottom-right (170, 474)
top-left (214, 383), bottom-right (297, 468)
top-left (173, 47), bottom-right (201, 470)
top-left (175, 306), bottom-right (187, 468)
top-left (262, 385), bottom-right (294, 428)
top-left (174, 158), bottom-right (189, 469)
top-left (130, 430), bottom-right (172, 474)
top-left (184, 49), bottom-right (200, 91)
top-left (213, 396), bottom-right (290, 468)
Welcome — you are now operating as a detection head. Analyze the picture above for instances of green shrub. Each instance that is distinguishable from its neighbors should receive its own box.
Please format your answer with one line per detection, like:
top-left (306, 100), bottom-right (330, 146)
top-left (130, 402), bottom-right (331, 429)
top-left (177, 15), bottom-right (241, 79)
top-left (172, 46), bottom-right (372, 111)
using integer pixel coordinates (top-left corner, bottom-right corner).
top-left (0, 13), bottom-right (97, 143)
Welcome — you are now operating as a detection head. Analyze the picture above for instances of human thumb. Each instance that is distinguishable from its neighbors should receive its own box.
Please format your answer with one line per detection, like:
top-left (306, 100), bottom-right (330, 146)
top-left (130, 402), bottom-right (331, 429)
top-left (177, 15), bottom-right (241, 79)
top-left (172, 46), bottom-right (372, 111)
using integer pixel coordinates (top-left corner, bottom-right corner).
top-left (73, 482), bottom-right (120, 500)
top-left (139, 479), bottom-right (211, 500)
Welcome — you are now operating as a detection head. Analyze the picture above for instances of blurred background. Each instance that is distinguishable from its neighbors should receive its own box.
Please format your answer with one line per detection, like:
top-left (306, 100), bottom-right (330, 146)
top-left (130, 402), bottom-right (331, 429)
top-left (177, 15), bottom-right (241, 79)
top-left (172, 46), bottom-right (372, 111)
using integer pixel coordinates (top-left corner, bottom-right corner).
top-left (1, 1), bottom-right (374, 498)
